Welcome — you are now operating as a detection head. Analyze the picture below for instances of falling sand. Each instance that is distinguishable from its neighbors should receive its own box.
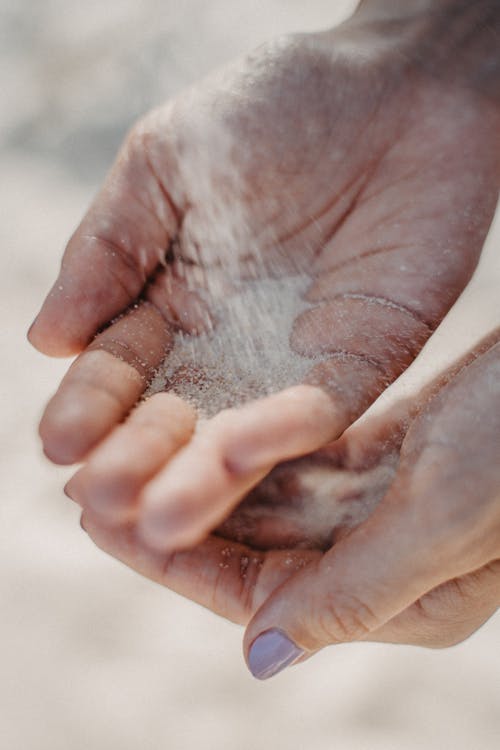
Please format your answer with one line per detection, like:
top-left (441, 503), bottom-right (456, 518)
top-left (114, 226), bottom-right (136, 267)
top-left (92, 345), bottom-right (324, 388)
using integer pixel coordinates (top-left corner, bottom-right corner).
top-left (147, 274), bottom-right (321, 417)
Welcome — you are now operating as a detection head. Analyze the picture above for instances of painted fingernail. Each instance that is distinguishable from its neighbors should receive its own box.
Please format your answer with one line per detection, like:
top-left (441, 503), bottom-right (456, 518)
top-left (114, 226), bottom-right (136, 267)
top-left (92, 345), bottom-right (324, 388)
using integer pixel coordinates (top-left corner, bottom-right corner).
top-left (248, 629), bottom-right (303, 680)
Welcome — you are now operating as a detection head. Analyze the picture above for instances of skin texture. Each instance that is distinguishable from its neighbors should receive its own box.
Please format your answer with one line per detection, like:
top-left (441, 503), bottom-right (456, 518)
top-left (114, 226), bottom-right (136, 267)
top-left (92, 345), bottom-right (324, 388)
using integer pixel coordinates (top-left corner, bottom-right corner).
top-left (30, 17), bottom-right (499, 549)
top-left (30, 2), bottom-right (500, 672)
top-left (78, 331), bottom-right (500, 667)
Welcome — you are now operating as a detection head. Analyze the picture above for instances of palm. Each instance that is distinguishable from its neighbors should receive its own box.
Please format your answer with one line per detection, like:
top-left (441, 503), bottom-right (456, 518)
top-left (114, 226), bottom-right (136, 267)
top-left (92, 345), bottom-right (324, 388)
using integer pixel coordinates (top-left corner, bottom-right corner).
top-left (217, 321), bottom-right (499, 557)
top-left (32, 27), bottom-right (498, 549)
top-left (118, 30), bottom-right (497, 421)
top-left (215, 425), bottom-right (400, 552)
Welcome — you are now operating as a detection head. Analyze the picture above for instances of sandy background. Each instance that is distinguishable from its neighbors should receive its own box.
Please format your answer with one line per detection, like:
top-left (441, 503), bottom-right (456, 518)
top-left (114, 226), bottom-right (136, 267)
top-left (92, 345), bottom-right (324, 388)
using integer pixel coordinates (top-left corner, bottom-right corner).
top-left (1, 1), bottom-right (499, 748)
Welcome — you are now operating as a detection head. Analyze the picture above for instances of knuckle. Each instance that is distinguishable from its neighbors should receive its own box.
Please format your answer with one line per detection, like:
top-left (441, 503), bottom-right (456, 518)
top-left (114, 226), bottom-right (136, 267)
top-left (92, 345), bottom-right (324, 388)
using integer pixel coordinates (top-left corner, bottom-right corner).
top-left (421, 619), bottom-right (481, 650)
top-left (399, 599), bottom-right (471, 649)
top-left (420, 627), bottom-right (470, 650)
top-left (312, 589), bottom-right (379, 645)
top-left (407, 570), bottom-right (499, 649)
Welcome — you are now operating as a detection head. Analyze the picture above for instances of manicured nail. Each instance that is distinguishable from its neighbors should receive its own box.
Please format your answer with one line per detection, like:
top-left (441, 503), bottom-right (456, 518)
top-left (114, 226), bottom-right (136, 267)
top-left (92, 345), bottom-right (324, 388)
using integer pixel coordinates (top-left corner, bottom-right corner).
top-left (248, 629), bottom-right (303, 680)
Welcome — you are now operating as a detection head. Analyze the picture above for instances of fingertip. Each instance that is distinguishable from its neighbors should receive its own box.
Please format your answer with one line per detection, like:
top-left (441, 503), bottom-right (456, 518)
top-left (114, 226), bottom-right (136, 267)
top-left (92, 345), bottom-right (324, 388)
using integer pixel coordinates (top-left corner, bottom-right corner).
top-left (39, 384), bottom-right (128, 466)
top-left (41, 434), bottom-right (85, 465)
top-left (27, 272), bottom-right (98, 356)
top-left (40, 416), bottom-right (85, 465)
top-left (223, 385), bottom-right (340, 475)
top-left (27, 306), bottom-right (87, 357)
top-left (39, 400), bottom-right (94, 465)
top-left (27, 316), bottom-right (39, 345)
top-left (27, 321), bottom-right (63, 357)
top-left (246, 628), bottom-right (305, 680)
top-left (39, 347), bottom-right (149, 466)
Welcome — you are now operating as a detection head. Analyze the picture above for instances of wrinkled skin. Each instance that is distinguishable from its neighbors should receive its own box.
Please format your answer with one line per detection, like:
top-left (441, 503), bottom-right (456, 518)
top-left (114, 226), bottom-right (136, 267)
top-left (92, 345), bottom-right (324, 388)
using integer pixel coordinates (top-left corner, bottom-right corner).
top-left (29, 8), bottom-right (500, 660)
top-left (31, 19), bottom-right (499, 551)
top-left (80, 331), bottom-right (500, 657)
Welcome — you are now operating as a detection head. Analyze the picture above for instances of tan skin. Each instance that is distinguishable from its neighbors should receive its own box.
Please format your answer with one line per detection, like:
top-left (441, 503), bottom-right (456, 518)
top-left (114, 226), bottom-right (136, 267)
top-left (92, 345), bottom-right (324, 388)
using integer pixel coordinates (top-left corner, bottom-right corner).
top-left (30, 1), bottom-right (500, 671)
top-left (78, 330), bottom-right (500, 661)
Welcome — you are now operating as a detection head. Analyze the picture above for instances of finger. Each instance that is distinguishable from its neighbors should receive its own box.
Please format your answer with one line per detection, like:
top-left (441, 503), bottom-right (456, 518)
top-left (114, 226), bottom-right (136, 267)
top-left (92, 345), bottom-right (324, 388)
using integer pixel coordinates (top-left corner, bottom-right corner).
top-left (65, 392), bottom-right (196, 523)
top-left (136, 384), bottom-right (340, 551)
top-left (242, 327), bottom-right (500, 674)
top-left (241, 477), bottom-right (495, 679)
top-left (87, 503), bottom-right (499, 653)
top-left (40, 302), bottom-right (171, 464)
top-left (28, 117), bottom-right (178, 356)
top-left (81, 513), bottom-right (320, 626)
top-left (367, 560), bottom-right (500, 648)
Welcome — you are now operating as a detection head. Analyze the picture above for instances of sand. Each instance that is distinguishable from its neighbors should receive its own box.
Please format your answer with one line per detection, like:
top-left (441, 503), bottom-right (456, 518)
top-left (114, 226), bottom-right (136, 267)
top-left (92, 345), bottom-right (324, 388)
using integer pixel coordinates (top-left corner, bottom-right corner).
top-left (147, 275), bottom-right (316, 416)
top-left (1, 1), bottom-right (499, 749)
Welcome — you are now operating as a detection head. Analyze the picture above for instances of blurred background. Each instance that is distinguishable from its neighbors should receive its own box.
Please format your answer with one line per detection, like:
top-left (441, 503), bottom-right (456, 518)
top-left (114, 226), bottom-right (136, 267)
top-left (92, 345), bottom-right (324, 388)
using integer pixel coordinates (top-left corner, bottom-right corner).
top-left (1, 1), bottom-right (499, 748)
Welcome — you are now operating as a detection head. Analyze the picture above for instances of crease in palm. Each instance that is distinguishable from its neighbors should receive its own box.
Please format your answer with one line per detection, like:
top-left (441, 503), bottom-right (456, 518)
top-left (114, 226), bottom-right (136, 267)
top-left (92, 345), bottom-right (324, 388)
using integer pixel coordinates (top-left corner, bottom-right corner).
top-left (30, 31), bottom-right (499, 556)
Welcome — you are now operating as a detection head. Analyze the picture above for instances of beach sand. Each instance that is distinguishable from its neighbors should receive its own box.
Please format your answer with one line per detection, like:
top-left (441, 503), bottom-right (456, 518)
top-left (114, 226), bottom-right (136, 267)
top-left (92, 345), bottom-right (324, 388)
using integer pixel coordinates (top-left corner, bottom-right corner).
top-left (1, 1), bottom-right (499, 748)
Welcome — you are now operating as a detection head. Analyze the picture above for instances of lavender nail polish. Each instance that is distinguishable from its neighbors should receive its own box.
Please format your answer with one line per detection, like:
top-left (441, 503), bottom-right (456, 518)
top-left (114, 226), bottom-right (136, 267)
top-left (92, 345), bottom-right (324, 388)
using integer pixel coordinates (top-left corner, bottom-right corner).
top-left (248, 629), bottom-right (303, 680)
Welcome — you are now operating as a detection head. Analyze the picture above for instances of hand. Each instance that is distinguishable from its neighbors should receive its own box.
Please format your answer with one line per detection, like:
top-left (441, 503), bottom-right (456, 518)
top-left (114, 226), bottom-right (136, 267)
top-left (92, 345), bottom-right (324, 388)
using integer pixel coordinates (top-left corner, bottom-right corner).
top-left (30, 6), bottom-right (499, 549)
top-left (79, 330), bottom-right (500, 679)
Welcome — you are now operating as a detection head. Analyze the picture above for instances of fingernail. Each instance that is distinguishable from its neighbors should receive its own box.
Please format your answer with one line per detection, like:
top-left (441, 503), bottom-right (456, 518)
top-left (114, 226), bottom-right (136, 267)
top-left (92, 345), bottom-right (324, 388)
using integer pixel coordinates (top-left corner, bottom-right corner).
top-left (27, 317), bottom-right (38, 340)
top-left (79, 515), bottom-right (87, 533)
top-left (248, 629), bottom-right (303, 680)
top-left (63, 482), bottom-right (72, 498)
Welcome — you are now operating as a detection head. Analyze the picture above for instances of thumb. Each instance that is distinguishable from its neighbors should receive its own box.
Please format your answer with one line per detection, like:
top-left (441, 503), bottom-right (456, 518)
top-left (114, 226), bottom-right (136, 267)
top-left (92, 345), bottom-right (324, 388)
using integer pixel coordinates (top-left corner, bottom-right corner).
top-left (242, 484), bottom-right (466, 680)
top-left (28, 117), bottom-right (178, 356)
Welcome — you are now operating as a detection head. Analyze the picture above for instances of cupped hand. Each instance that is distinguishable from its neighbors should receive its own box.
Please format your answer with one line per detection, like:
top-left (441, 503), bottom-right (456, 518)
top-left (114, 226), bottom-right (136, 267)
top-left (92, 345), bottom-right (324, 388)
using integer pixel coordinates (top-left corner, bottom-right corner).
top-left (79, 330), bottom-right (500, 679)
top-left (31, 14), bottom-right (499, 548)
